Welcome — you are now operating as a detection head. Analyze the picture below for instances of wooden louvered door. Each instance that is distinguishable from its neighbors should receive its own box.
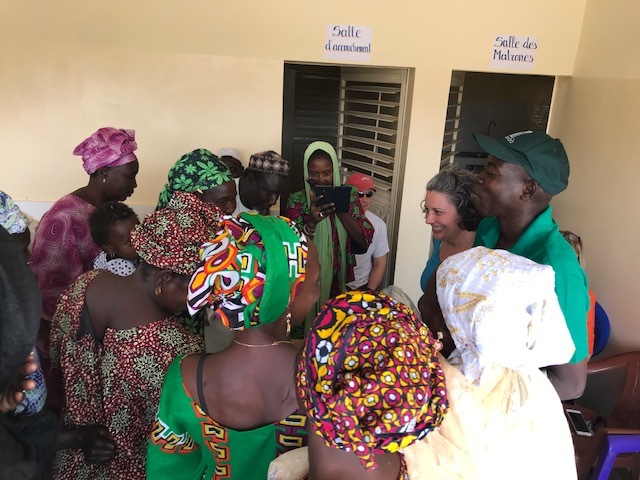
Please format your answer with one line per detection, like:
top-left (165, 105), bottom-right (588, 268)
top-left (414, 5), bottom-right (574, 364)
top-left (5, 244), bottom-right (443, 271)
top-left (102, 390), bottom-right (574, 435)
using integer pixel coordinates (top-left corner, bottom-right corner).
top-left (336, 67), bottom-right (413, 286)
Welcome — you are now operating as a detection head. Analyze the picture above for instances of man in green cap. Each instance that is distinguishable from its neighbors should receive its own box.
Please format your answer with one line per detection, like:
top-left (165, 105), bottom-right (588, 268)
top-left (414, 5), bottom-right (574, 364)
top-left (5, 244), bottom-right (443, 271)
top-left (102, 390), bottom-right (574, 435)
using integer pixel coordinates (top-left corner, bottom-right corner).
top-left (471, 130), bottom-right (589, 401)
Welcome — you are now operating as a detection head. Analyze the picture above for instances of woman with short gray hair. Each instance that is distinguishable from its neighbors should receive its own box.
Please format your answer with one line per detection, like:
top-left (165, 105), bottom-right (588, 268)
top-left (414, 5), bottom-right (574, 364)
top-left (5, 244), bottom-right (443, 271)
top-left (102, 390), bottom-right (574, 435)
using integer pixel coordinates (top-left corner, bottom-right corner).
top-left (419, 166), bottom-right (481, 291)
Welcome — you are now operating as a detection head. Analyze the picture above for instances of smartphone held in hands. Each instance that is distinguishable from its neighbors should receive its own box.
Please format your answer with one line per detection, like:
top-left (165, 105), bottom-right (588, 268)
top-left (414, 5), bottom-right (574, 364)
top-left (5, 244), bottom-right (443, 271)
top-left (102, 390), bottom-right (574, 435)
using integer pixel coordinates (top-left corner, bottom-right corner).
top-left (314, 186), bottom-right (351, 213)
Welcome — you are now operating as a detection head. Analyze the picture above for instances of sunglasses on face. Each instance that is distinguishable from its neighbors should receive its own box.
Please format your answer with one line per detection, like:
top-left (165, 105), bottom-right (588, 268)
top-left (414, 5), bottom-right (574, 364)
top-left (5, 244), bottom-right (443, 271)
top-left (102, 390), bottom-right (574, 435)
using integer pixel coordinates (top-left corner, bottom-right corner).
top-left (357, 191), bottom-right (374, 198)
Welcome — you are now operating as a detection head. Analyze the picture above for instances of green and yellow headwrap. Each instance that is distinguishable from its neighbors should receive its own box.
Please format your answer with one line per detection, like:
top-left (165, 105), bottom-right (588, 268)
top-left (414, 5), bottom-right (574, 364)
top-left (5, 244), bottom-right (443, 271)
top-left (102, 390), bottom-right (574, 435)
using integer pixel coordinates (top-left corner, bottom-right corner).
top-left (187, 213), bottom-right (308, 330)
top-left (156, 148), bottom-right (233, 210)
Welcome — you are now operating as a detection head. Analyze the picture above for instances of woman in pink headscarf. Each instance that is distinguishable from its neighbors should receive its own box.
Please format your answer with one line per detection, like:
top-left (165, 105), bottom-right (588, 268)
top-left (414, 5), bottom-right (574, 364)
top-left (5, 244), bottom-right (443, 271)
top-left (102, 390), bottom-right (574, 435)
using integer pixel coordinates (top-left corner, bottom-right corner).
top-left (30, 127), bottom-right (139, 408)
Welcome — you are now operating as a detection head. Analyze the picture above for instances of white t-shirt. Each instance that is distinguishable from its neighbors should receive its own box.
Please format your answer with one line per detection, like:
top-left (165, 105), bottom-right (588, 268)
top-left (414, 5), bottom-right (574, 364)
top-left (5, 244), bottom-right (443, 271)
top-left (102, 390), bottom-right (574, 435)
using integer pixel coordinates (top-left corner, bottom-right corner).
top-left (348, 210), bottom-right (390, 289)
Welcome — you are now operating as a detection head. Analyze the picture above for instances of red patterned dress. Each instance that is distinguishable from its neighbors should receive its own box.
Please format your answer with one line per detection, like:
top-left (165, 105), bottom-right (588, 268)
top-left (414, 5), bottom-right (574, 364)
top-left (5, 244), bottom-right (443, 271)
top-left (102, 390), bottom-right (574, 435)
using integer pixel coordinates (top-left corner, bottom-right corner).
top-left (49, 270), bottom-right (204, 480)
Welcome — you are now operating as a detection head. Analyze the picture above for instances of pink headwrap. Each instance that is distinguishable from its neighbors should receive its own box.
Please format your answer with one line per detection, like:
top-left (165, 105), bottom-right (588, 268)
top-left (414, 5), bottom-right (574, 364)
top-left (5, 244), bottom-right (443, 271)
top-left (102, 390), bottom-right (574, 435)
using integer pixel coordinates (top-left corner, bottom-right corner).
top-left (73, 127), bottom-right (138, 175)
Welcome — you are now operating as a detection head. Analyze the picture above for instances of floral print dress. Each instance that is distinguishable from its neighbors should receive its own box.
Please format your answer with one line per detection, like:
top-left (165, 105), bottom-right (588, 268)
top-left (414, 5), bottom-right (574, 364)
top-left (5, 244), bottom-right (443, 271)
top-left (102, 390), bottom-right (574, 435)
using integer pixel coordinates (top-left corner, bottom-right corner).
top-left (49, 270), bottom-right (204, 480)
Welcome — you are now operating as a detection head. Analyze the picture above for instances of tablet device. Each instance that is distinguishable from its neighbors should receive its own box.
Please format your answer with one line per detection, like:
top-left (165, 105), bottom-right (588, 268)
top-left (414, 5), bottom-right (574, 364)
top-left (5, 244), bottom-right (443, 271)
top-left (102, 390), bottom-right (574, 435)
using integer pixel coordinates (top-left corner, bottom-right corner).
top-left (314, 185), bottom-right (351, 213)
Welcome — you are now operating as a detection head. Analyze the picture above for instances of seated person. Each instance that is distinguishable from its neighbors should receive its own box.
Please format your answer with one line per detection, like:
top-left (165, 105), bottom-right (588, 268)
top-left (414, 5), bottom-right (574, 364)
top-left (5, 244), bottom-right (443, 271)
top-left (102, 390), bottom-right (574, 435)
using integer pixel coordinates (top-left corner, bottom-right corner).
top-left (286, 142), bottom-right (374, 331)
top-left (409, 247), bottom-right (577, 479)
top-left (147, 214), bottom-right (319, 480)
top-left (345, 174), bottom-right (390, 291)
top-left (49, 192), bottom-right (212, 480)
top-left (89, 201), bottom-right (140, 276)
top-left (294, 291), bottom-right (448, 480)
top-left (233, 150), bottom-right (289, 215)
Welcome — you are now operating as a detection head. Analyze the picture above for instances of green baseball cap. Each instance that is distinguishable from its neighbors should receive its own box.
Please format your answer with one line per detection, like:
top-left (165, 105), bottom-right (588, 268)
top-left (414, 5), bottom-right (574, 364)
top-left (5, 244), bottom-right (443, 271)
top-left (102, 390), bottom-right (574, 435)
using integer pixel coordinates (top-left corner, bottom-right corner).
top-left (473, 130), bottom-right (570, 195)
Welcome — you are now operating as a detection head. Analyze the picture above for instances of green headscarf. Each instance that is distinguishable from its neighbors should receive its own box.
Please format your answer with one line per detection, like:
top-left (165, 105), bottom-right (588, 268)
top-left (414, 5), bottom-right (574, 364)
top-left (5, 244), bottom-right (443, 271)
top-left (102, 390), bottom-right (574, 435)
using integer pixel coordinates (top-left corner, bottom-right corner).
top-left (156, 148), bottom-right (233, 210)
top-left (303, 141), bottom-right (348, 330)
top-left (186, 213), bottom-right (309, 330)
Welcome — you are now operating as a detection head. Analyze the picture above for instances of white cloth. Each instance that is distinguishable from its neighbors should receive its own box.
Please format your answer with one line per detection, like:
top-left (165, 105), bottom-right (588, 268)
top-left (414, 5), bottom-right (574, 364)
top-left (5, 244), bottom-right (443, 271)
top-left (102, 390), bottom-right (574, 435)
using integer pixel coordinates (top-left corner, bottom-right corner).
top-left (232, 178), bottom-right (257, 216)
top-left (402, 355), bottom-right (577, 480)
top-left (436, 246), bottom-right (575, 386)
top-left (217, 147), bottom-right (242, 161)
top-left (347, 210), bottom-right (389, 289)
top-left (92, 251), bottom-right (137, 277)
top-left (270, 357), bottom-right (578, 480)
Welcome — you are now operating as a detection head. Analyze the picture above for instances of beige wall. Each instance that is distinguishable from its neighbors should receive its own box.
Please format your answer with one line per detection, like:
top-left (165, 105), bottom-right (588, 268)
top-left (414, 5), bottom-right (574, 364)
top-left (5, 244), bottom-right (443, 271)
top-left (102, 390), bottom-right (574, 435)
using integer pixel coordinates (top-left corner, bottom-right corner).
top-left (549, 0), bottom-right (640, 354)
top-left (1, 0), bottom-right (586, 302)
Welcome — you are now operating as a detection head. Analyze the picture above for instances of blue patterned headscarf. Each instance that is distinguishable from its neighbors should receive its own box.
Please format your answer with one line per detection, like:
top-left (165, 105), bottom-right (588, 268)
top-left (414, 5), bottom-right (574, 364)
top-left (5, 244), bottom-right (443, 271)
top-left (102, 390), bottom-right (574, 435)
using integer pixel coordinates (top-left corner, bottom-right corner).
top-left (0, 191), bottom-right (29, 235)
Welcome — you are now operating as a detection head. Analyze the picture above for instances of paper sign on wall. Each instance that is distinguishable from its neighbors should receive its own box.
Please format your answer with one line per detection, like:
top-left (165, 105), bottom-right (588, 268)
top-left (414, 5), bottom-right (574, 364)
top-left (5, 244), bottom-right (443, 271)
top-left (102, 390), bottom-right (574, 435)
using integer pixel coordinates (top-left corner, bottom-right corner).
top-left (491, 35), bottom-right (538, 70)
top-left (325, 24), bottom-right (372, 62)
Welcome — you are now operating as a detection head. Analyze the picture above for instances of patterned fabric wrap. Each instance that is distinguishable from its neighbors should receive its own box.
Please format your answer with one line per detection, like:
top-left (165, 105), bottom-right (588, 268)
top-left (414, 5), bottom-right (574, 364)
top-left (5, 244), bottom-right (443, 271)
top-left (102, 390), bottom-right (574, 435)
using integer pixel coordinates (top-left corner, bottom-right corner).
top-left (187, 213), bottom-right (308, 330)
top-left (73, 127), bottom-right (138, 175)
top-left (436, 246), bottom-right (576, 386)
top-left (50, 270), bottom-right (204, 480)
top-left (0, 190), bottom-right (29, 234)
top-left (297, 291), bottom-right (449, 471)
top-left (30, 194), bottom-right (101, 322)
top-left (247, 150), bottom-right (289, 176)
top-left (131, 191), bottom-right (222, 276)
top-left (156, 148), bottom-right (233, 210)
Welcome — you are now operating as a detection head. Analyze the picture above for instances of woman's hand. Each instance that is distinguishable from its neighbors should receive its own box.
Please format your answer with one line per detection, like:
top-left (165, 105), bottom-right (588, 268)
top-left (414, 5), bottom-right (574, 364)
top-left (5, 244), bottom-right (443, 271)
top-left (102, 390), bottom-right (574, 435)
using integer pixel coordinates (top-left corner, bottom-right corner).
top-left (308, 186), bottom-right (335, 228)
top-left (80, 425), bottom-right (117, 464)
top-left (0, 353), bottom-right (37, 413)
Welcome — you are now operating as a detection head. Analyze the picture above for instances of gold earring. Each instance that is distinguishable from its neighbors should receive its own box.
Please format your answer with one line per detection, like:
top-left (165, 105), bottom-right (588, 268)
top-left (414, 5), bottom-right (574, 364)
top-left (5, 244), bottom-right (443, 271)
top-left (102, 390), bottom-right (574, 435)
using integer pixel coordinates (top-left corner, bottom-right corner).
top-left (155, 286), bottom-right (162, 296)
top-left (286, 312), bottom-right (291, 336)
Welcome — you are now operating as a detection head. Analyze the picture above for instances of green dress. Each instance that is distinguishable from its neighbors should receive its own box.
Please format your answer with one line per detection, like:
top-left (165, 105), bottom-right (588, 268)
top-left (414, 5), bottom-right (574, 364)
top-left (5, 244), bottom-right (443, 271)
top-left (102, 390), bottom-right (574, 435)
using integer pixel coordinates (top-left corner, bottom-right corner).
top-left (147, 356), bottom-right (308, 479)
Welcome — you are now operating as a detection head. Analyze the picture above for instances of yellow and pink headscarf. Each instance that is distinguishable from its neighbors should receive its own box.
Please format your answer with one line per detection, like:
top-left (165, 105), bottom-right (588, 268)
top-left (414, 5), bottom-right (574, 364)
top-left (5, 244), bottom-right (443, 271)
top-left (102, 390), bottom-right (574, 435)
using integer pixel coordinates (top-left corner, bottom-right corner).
top-left (297, 291), bottom-right (449, 471)
top-left (187, 213), bottom-right (308, 330)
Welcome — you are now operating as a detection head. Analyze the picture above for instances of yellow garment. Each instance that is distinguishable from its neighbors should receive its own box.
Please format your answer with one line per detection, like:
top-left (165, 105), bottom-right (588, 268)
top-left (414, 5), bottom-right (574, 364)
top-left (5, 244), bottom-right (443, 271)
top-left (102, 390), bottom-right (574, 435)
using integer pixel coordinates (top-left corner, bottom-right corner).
top-left (402, 355), bottom-right (577, 480)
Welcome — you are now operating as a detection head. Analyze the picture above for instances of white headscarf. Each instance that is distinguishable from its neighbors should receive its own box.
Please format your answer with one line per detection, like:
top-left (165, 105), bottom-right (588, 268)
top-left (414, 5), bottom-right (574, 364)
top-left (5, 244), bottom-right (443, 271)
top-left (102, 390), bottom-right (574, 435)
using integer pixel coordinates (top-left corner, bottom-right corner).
top-left (436, 246), bottom-right (575, 386)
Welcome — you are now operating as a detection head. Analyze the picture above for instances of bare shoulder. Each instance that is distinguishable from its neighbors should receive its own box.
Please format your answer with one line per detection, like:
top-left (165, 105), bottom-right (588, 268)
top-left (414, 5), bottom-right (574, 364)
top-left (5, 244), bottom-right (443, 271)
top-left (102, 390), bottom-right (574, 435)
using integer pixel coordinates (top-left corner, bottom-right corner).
top-left (85, 270), bottom-right (121, 304)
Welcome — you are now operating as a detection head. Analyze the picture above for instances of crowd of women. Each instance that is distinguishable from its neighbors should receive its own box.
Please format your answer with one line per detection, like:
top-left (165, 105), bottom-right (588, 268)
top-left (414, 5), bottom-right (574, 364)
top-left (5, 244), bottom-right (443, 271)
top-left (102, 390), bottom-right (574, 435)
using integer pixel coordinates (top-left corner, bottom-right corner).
top-left (0, 126), bottom-right (583, 479)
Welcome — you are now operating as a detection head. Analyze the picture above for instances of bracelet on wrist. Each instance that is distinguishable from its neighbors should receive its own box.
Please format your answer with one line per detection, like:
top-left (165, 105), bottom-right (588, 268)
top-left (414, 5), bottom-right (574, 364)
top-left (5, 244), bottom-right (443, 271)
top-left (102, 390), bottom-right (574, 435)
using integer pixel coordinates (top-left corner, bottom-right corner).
top-left (303, 223), bottom-right (316, 236)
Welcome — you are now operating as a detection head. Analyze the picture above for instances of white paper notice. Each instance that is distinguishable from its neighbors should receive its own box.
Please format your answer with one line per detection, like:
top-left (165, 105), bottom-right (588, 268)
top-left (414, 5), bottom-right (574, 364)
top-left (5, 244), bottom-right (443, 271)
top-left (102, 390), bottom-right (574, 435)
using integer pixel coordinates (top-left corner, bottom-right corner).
top-left (325, 24), bottom-right (372, 62)
top-left (491, 35), bottom-right (538, 70)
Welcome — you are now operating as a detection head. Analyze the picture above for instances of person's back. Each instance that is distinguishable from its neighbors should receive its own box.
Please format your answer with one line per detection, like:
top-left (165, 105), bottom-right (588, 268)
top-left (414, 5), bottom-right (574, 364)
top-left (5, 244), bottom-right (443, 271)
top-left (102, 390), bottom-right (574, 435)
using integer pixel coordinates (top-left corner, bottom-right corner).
top-left (156, 346), bottom-right (305, 478)
top-left (50, 192), bottom-right (212, 480)
top-left (147, 214), bottom-right (319, 480)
